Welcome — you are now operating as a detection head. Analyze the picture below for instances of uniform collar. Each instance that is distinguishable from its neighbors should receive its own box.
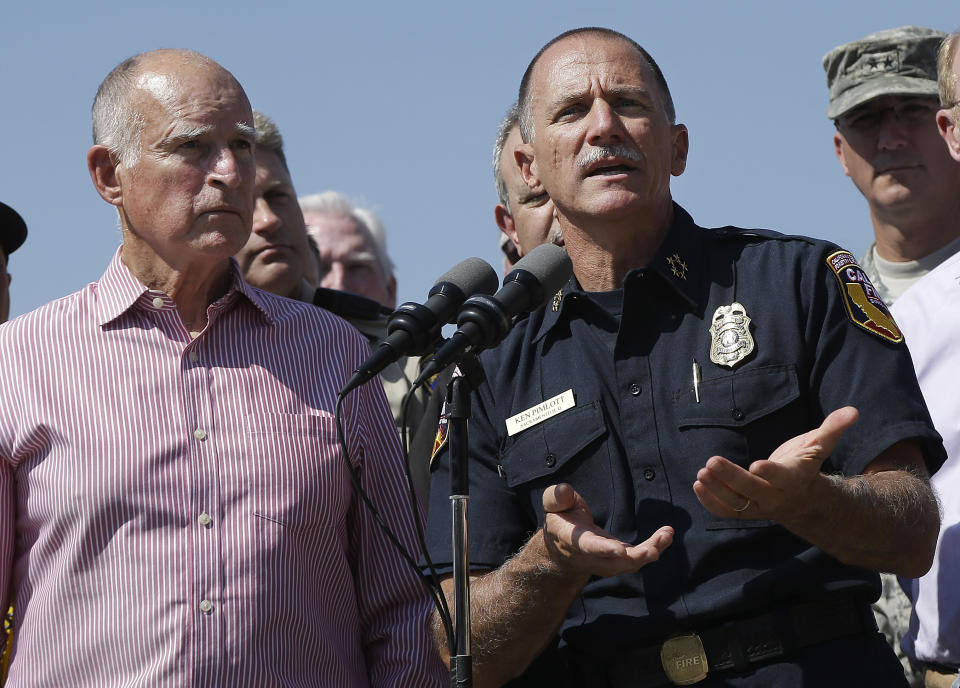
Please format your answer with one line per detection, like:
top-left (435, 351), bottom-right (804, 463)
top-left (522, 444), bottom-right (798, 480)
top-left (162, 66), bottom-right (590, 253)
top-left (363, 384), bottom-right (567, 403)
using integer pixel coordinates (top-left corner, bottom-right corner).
top-left (95, 247), bottom-right (275, 328)
top-left (533, 203), bottom-right (705, 343)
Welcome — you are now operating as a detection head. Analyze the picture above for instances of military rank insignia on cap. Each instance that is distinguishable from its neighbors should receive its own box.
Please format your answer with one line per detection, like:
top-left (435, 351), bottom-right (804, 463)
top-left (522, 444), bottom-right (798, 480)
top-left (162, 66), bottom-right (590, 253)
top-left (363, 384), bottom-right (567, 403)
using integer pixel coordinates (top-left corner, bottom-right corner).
top-left (826, 251), bottom-right (903, 343)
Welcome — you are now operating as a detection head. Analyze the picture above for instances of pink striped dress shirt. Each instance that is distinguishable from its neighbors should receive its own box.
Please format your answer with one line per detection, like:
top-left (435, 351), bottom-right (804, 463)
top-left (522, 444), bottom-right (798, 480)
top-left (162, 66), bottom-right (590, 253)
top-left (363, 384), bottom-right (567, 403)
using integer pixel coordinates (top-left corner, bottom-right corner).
top-left (0, 249), bottom-right (445, 687)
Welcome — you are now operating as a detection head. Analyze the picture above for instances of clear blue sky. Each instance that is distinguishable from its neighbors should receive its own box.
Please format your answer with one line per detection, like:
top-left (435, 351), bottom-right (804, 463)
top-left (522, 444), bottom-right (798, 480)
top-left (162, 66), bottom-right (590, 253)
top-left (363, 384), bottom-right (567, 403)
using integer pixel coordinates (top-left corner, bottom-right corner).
top-left (2, 1), bottom-right (957, 319)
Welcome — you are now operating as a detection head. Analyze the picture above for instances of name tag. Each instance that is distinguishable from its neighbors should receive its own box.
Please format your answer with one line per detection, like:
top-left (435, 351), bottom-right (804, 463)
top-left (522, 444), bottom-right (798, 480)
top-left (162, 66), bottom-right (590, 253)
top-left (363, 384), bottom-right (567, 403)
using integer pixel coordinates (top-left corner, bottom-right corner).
top-left (505, 389), bottom-right (575, 436)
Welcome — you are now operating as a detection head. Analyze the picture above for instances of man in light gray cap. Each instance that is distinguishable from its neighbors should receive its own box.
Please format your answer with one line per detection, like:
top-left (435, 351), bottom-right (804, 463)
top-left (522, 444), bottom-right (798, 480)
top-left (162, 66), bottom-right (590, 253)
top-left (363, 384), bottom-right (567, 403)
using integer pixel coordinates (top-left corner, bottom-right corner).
top-left (825, 25), bottom-right (960, 306)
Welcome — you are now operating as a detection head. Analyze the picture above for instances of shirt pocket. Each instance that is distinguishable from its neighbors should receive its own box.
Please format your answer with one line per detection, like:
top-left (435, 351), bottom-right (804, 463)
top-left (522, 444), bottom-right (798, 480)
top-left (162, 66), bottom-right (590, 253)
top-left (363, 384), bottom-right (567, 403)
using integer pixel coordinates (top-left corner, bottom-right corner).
top-left (676, 364), bottom-right (802, 530)
top-left (243, 412), bottom-right (346, 534)
top-left (498, 401), bottom-right (609, 524)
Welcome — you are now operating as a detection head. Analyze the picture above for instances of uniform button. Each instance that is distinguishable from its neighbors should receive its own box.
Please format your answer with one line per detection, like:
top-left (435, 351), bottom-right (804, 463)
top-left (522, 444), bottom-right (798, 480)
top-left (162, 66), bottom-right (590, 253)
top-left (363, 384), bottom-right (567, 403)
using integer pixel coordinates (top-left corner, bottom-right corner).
top-left (189, 351), bottom-right (199, 363)
top-left (199, 599), bottom-right (213, 614)
top-left (629, 383), bottom-right (642, 396)
top-left (643, 467), bottom-right (656, 481)
top-left (152, 296), bottom-right (164, 309)
top-left (732, 408), bottom-right (745, 421)
top-left (198, 512), bottom-right (212, 527)
top-left (193, 428), bottom-right (207, 441)
top-left (545, 454), bottom-right (556, 468)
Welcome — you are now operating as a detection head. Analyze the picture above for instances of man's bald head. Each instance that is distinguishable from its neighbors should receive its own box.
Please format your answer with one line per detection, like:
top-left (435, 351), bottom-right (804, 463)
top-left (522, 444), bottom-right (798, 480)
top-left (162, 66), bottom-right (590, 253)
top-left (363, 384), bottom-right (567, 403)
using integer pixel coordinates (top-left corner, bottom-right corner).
top-left (92, 49), bottom-right (245, 168)
top-left (517, 27), bottom-right (675, 142)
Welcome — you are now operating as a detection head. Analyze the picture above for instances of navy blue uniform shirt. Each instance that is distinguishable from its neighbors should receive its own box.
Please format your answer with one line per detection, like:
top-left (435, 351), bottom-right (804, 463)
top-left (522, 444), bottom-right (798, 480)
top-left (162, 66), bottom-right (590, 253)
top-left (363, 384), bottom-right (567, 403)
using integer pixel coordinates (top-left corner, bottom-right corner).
top-left (423, 205), bottom-right (943, 677)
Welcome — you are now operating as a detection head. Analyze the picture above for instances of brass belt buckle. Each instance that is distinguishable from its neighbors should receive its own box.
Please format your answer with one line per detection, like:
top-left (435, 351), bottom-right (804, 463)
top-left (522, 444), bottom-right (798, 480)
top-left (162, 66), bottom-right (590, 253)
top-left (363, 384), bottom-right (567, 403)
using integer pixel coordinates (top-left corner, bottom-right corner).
top-left (660, 633), bottom-right (708, 685)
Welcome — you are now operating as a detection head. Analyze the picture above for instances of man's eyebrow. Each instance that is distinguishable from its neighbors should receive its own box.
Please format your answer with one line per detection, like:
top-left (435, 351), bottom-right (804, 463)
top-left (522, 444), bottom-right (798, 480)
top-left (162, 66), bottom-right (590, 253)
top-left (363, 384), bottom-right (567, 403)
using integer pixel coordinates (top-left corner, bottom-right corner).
top-left (545, 85), bottom-right (652, 113)
top-left (344, 251), bottom-right (377, 265)
top-left (159, 125), bottom-right (213, 147)
top-left (236, 122), bottom-right (256, 139)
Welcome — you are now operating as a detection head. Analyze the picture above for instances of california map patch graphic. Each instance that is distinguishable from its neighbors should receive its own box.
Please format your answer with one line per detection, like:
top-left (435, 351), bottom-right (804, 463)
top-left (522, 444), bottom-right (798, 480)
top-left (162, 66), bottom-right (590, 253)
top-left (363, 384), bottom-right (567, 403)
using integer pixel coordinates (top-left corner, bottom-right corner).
top-left (826, 251), bottom-right (903, 343)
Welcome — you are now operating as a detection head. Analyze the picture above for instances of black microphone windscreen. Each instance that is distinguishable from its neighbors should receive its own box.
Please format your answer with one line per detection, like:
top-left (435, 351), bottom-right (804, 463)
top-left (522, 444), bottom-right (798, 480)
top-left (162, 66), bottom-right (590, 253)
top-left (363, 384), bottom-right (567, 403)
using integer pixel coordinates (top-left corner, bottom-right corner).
top-left (509, 243), bottom-right (572, 296)
top-left (433, 257), bottom-right (499, 297)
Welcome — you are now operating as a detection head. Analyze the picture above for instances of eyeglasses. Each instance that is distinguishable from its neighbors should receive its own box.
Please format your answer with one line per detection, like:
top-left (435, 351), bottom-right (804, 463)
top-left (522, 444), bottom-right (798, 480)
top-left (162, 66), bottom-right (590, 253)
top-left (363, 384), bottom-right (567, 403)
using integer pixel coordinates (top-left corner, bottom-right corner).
top-left (836, 99), bottom-right (939, 136)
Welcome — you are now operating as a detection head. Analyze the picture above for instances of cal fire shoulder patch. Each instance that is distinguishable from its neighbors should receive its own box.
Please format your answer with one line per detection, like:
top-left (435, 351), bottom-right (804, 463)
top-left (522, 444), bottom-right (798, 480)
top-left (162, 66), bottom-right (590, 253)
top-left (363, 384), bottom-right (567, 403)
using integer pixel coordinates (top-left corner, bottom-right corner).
top-left (430, 401), bottom-right (449, 467)
top-left (826, 250), bottom-right (903, 343)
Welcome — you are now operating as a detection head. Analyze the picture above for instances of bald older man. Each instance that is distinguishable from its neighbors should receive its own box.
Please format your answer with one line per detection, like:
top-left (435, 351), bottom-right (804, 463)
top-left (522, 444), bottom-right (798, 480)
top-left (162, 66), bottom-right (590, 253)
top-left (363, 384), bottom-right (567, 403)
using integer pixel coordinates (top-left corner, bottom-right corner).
top-left (0, 50), bottom-right (443, 687)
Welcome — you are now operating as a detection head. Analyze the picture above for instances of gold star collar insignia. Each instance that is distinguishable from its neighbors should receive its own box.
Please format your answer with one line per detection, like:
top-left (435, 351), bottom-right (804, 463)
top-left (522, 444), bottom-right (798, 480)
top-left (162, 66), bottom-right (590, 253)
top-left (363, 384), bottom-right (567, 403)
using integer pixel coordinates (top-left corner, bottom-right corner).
top-left (666, 253), bottom-right (688, 280)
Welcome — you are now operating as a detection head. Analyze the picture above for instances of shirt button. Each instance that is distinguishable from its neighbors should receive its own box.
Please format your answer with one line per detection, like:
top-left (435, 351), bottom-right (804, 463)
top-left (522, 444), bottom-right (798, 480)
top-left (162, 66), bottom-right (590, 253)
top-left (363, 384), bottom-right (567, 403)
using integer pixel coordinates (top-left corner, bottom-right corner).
top-left (732, 408), bottom-right (745, 421)
top-left (643, 467), bottom-right (656, 481)
top-left (199, 599), bottom-right (213, 614)
top-left (545, 454), bottom-right (557, 468)
top-left (189, 351), bottom-right (199, 363)
top-left (152, 296), bottom-right (164, 309)
top-left (198, 512), bottom-right (212, 527)
top-left (629, 383), bottom-right (642, 396)
top-left (193, 428), bottom-right (207, 441)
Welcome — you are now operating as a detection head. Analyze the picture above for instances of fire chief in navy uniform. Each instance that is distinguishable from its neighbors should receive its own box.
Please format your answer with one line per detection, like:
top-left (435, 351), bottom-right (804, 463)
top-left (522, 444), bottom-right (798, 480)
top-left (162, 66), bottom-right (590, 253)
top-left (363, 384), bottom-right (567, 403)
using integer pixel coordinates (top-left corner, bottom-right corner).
top-left (422, 27), bottom-right (944, 687)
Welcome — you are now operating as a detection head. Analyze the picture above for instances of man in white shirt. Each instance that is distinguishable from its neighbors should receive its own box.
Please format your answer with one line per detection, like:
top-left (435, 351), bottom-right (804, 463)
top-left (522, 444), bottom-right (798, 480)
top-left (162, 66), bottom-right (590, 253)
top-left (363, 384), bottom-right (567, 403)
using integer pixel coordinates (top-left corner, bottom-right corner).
top-left (894, 30), bottom-right (960, 688)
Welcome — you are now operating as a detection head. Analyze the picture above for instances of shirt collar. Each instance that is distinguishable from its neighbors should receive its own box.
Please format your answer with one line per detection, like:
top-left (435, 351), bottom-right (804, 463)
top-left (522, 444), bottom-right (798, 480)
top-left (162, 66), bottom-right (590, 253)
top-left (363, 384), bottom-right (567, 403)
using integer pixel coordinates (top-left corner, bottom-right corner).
top-left (95, 248), bottom-right (276, 328)
top-left (533, 203), bottom-right (705, 343)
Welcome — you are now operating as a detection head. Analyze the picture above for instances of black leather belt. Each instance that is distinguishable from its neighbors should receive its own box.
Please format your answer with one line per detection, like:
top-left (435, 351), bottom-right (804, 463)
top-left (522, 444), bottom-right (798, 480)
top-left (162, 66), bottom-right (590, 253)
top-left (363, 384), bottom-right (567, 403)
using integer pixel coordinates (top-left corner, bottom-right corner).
top-left (924, 660), bottom-right (960, 673)
top-left (579, 593), bottom-right (878, 686)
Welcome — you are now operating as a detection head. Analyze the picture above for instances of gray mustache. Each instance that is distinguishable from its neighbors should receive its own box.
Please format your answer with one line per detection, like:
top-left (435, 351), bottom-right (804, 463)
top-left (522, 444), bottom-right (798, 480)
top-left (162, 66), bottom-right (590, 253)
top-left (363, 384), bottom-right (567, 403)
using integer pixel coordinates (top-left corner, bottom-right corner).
top-left (577, 145), bottom-right (642, 170)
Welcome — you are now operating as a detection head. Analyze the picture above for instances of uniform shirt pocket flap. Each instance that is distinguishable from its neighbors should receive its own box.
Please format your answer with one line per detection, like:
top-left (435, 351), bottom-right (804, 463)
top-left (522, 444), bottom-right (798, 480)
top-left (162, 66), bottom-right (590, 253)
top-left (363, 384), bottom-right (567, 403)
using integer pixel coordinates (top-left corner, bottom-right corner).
top-left (678, 365), bottom-right (800, 428)
top-left (499, 401), bottom-right (606, 488)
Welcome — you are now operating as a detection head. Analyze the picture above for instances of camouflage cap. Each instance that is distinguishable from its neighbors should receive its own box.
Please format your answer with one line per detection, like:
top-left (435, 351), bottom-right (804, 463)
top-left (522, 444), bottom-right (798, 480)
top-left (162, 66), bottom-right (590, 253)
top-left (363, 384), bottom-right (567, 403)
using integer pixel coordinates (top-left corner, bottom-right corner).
top-left (823, 25), bottom-right (945, 119)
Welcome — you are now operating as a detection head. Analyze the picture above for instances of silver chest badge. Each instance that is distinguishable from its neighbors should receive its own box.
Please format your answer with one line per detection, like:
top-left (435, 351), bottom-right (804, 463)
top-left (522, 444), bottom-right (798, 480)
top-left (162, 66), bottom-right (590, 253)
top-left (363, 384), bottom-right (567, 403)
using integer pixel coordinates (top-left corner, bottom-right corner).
top-left (709, 302), bottom-right (754, 368)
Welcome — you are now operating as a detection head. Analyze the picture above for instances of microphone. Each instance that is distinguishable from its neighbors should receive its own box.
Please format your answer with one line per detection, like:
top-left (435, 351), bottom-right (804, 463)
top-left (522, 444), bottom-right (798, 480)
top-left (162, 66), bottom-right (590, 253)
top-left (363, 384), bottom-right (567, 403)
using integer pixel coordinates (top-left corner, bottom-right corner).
top-left (340, 257), bottom-right (499, 396)
top-left (415, 243), bottom-right (572, 385)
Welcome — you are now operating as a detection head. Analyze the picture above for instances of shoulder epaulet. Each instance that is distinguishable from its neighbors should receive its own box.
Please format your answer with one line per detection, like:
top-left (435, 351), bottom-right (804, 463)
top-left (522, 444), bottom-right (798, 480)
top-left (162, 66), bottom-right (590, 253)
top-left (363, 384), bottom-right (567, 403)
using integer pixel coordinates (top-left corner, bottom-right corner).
top-left (712, 227), bottom-right (820, 247)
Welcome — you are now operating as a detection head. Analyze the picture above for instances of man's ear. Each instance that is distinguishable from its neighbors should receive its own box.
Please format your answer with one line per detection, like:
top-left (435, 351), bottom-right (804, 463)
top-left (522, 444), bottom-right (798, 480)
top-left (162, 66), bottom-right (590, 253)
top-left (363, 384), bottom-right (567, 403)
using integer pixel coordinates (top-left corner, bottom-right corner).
top-left (937, 109), bottom-right (960, 163)
top-left (670, 124), bottom-right (689, 176)
top-left (385, 273), bottom-right (398, 310)
top-left (833, 132), bottom-right (852, 176)
top-left (87, 145), bottom-right (124, 207)
top-left (515, 143), bottom-right (540, 190)
top-left (494, 204), bottom-right (522, 256)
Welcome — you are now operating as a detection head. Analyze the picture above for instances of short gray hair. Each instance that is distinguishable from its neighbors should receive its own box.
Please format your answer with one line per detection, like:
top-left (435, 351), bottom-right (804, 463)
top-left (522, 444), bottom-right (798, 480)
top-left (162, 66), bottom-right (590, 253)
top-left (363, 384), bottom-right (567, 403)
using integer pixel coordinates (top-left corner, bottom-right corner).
top-left (92, 54), bottom-right (147, 167)
top-left (299, 191), bottom-right (394, 276)
top-left (253, 110), bottom-right (288, 169)
top-left (493, 103), bottom-right (520, 213)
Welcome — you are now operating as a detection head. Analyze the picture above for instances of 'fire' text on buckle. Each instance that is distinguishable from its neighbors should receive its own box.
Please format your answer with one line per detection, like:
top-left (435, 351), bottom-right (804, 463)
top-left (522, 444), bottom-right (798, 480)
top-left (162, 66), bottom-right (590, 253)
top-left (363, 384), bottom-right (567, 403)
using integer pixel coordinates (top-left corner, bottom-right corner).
top-left (660, 634), bottom-right (708, 685)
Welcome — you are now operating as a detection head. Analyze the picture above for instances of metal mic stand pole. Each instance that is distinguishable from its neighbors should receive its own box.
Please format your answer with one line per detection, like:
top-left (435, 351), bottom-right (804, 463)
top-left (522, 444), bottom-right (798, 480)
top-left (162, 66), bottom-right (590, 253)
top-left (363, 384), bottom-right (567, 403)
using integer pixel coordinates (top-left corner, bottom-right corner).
top-left (445, 353), bottom-right (484, 688)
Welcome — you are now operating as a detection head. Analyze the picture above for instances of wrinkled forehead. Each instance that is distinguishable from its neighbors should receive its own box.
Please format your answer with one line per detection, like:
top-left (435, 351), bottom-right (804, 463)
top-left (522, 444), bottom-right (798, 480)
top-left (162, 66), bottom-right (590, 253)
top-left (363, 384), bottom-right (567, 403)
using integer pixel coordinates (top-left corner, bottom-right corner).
top-left (307, 213), bottom-right (370, 244)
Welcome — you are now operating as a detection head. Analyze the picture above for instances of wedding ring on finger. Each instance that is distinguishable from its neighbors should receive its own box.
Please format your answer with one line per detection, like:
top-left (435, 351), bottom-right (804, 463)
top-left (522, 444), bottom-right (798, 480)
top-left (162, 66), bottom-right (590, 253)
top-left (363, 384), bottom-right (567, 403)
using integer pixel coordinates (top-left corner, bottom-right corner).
top-left (734, 498), bottom-right (751, 513)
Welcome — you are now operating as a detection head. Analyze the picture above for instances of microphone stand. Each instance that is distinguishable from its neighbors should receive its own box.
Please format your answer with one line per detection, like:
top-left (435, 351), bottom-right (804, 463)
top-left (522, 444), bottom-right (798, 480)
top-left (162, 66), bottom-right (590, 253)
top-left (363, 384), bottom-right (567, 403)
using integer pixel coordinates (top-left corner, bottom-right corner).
top-left (445, 353), bottom-right (485, 688)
